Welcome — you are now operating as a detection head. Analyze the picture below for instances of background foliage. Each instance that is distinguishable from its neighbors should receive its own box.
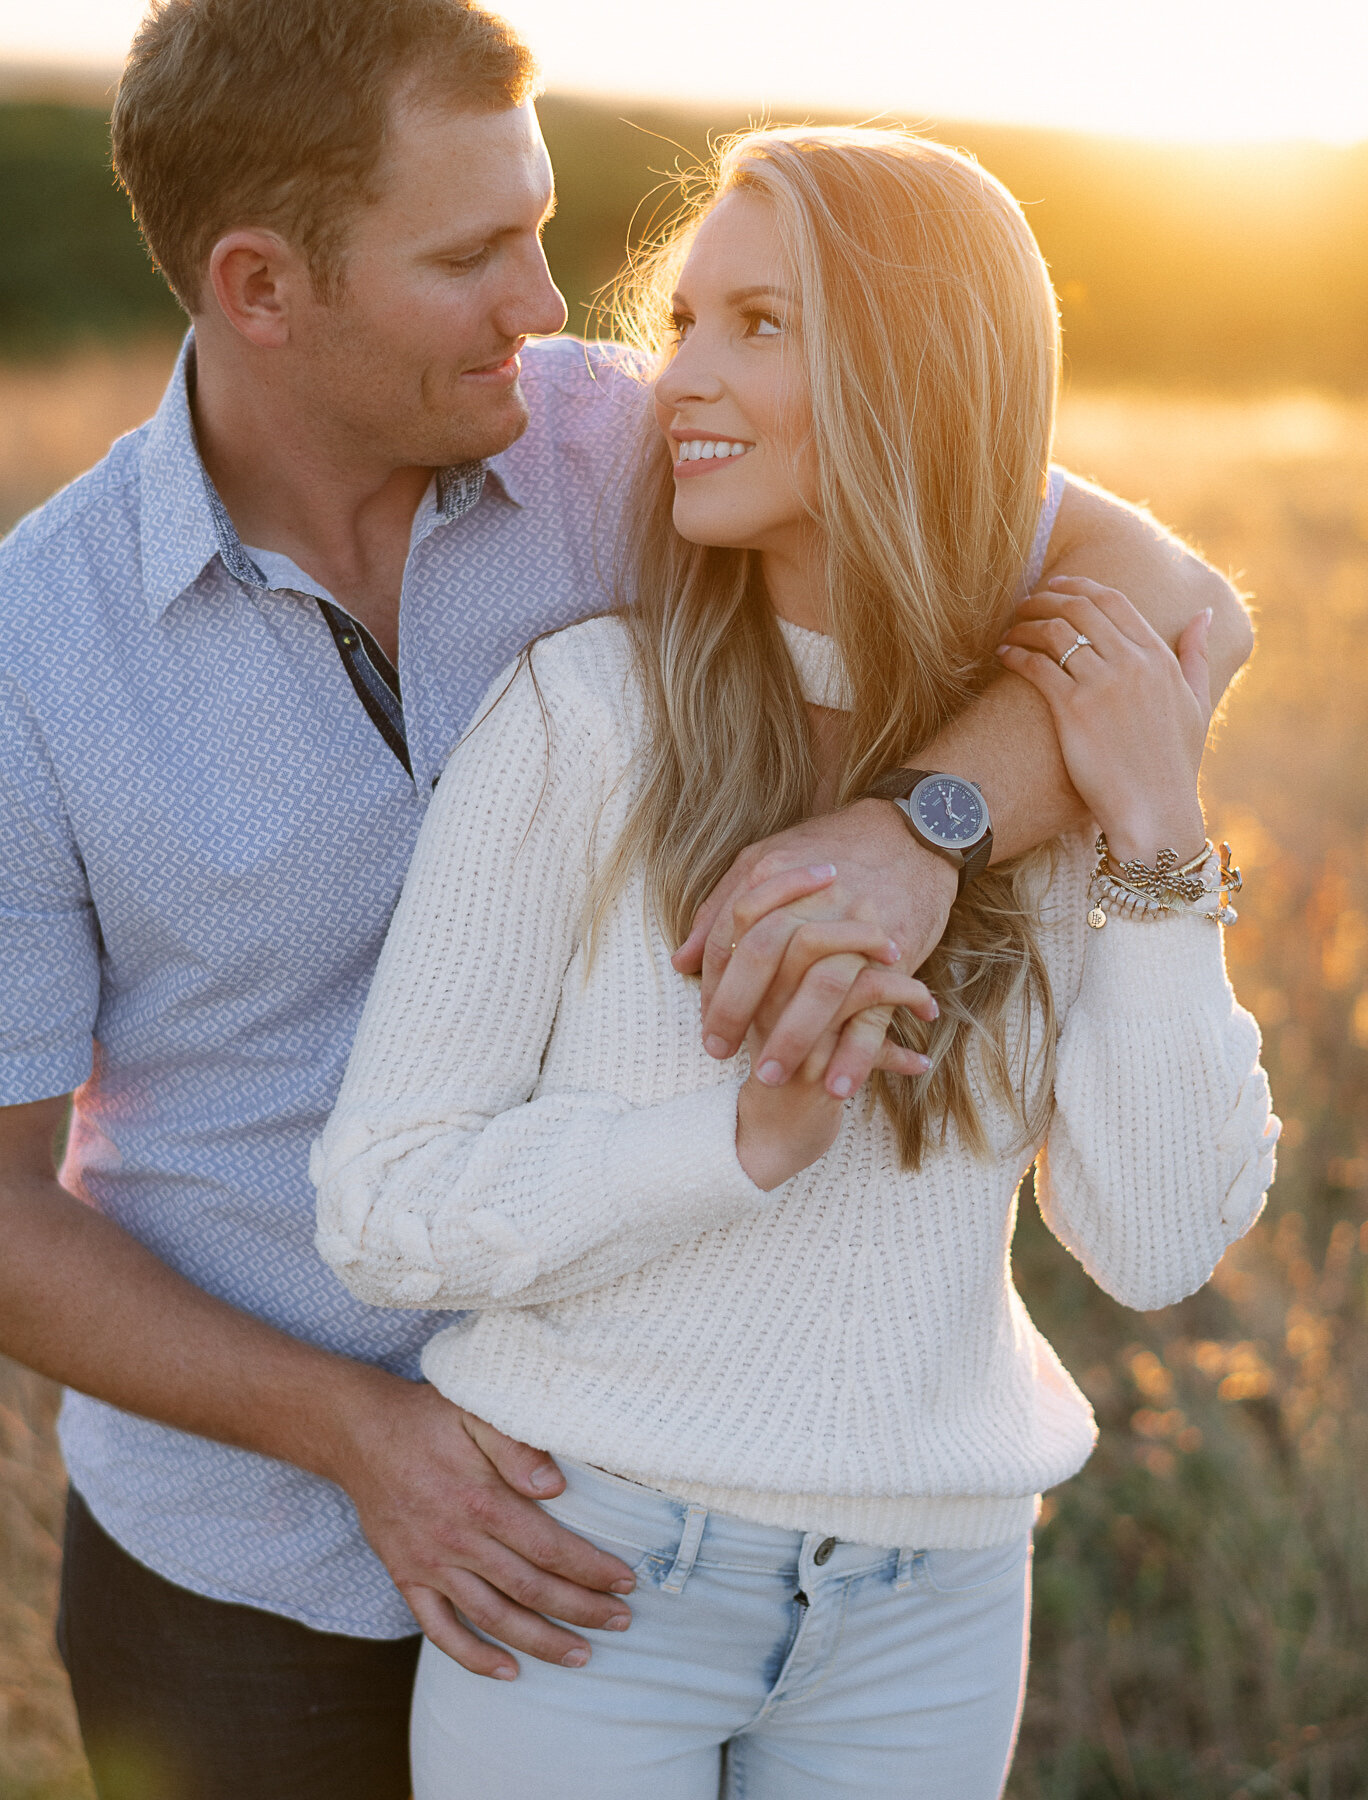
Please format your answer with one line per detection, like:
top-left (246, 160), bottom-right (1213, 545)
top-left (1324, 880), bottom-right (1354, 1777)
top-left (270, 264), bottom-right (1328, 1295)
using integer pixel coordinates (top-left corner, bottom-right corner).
top-left (2, 90), bottom-right (1368, 386)
top-left (1, 79), bottom-right (1366, 1800)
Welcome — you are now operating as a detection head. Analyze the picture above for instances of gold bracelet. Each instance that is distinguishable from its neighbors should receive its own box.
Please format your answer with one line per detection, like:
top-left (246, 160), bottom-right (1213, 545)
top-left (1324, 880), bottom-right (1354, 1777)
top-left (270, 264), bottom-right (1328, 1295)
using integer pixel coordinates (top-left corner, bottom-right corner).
top-left (1087, 835), bottom-right (1241, 930)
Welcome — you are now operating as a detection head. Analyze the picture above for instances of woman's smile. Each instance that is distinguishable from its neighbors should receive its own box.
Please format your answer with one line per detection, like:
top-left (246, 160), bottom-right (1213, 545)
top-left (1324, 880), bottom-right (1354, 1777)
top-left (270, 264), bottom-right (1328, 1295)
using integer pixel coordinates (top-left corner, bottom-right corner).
top-left (669, 432), bottom-right (754, 476)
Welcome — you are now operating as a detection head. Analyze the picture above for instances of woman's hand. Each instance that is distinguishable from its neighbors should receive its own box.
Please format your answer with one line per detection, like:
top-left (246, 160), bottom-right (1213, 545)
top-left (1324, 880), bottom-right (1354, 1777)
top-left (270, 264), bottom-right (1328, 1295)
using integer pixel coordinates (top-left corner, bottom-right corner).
top-left (729, 879), bottom-right (938, 1189)
top-left (672, 807), bottom-right (958, 1095)
top-left (996, 575), bottom-right (1212, 865)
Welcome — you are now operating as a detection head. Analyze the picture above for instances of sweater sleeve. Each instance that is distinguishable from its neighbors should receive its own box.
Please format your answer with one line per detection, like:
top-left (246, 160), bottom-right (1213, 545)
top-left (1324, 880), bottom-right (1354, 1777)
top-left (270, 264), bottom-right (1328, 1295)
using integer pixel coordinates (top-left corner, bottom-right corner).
top-left (1036, 909), bottom-right (1278, 1312)
top-left (311, 641), bottom-right (769, 1312)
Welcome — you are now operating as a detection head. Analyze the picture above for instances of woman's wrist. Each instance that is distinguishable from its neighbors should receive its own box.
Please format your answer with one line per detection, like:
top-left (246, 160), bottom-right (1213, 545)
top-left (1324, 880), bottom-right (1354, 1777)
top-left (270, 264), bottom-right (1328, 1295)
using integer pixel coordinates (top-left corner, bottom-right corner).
top-left (736, 1075), bottom-right (842, 1191)
top-left (1097, 798), bottom-right (1207, 868)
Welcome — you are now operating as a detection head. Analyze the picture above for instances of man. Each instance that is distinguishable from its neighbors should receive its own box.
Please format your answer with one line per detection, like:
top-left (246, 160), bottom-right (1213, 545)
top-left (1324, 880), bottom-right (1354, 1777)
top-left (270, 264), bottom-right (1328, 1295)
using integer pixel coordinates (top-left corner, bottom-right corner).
top-left (0, 0), bottom-right (1251, 1795)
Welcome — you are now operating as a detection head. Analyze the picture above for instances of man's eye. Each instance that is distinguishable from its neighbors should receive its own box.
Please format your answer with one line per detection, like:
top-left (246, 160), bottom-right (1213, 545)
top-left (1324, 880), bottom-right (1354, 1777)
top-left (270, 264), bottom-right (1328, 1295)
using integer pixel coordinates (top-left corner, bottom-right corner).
top-left (450, 247), bottom-right (491, 273)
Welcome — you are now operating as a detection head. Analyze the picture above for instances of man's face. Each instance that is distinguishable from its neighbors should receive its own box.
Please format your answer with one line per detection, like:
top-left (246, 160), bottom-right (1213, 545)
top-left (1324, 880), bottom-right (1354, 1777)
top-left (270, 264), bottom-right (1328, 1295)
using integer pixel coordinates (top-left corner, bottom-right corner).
top-left (293, 97), bottom-right (567, 471)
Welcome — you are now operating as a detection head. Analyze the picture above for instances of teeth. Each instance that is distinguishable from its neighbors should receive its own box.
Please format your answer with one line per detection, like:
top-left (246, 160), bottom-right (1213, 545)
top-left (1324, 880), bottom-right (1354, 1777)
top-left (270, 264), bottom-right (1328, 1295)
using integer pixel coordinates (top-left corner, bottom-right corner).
top-left (679, 440), bottom-right (748, 462)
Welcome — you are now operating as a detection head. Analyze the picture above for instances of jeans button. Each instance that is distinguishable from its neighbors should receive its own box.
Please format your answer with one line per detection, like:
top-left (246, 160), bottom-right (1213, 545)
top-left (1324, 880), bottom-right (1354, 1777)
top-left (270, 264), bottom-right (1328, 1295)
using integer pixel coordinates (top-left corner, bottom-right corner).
top-left (814, 1537), bottom-right (837, 1566)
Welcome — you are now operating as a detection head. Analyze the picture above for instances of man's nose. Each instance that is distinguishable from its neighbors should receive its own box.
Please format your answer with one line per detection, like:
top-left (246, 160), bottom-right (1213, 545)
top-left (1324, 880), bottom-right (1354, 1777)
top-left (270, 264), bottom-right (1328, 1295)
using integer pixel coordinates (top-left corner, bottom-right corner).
top-left (498, 243), bottom-right (568, 341)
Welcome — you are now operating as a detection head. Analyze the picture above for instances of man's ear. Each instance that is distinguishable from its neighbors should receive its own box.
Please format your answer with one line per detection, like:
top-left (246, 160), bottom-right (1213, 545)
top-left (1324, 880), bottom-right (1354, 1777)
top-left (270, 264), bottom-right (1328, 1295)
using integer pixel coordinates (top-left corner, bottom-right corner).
top-left (204, 229), bottom-right (307, 349)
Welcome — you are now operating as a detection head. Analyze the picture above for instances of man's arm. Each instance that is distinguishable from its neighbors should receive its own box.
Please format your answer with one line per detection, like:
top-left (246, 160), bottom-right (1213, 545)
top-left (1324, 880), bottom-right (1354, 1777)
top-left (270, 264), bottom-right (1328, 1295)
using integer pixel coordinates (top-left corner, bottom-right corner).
top-left (946, 474), bottom-right (1252, 860)
top-left (0, 1097), bottom-right (634, 1680)
top-left (676, 477), bottom-right (1253, 1090)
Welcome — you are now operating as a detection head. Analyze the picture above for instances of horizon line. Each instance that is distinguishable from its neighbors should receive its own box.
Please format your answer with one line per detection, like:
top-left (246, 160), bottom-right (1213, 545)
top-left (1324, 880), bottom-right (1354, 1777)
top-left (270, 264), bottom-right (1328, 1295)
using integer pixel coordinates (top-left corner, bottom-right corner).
top-left (1, 56), bottom-right (1364, 153)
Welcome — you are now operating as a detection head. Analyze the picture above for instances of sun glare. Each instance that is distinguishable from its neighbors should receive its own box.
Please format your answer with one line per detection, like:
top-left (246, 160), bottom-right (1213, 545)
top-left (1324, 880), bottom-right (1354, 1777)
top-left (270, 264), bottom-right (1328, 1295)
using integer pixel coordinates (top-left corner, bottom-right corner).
top-left (1, 0), bottom-right (1363, 144)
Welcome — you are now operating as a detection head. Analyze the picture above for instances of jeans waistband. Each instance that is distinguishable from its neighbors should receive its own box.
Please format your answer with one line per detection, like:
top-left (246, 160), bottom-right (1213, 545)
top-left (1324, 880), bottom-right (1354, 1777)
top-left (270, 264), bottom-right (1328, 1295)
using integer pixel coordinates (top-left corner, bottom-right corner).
top-left (542, 1459), bottom-right (928, 1588)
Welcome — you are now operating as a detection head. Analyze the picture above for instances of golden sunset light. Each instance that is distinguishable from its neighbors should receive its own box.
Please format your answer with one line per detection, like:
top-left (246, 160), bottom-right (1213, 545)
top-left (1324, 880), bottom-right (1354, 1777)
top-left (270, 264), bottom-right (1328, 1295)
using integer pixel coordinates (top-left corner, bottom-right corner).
top-left (3, 0), bottom-right (1364, 144)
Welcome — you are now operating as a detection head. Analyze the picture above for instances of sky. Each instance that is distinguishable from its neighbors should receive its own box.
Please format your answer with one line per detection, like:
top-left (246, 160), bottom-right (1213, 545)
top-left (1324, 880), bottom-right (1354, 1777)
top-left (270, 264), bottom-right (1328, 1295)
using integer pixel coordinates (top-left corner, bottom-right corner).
top-left (2, 0), bottom-right (1364, 145)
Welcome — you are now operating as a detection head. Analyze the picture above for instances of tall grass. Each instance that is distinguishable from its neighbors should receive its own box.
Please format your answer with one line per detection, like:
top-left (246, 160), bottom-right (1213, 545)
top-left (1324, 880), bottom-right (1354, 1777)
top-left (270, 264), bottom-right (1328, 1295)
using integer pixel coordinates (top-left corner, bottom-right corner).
top-left (1, 368), bottom-right (1365, 1797)
top-left (1012, 392), bottom-right (1368, 1799)
top-left (0, 343), bottom-right (177, 536)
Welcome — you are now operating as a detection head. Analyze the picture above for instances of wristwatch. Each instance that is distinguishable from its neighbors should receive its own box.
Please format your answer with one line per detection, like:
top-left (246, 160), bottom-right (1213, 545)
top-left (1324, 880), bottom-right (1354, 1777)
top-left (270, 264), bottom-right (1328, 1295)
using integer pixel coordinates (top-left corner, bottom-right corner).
top-left (860, 768), bottom-right (993, 898)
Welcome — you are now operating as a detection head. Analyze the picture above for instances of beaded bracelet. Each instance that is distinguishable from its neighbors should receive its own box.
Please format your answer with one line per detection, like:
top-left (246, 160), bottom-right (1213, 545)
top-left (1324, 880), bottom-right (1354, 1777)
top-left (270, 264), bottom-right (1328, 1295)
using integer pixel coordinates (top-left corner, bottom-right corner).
top-left (1087, 834), bottom-right (1241, 930)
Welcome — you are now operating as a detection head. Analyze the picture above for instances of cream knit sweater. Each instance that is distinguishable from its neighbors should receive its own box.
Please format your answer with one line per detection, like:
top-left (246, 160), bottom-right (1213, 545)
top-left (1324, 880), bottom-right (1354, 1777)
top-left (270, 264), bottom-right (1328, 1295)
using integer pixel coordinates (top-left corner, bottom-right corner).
top-left (313, 617), bottom-right (1278, 1549)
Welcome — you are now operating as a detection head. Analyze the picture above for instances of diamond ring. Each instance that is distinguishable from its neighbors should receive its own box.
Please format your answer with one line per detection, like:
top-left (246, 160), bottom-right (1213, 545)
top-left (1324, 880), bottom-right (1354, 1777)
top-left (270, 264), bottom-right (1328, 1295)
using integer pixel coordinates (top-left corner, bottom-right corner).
top-left (1057, 634), bottom-right (1093, 671)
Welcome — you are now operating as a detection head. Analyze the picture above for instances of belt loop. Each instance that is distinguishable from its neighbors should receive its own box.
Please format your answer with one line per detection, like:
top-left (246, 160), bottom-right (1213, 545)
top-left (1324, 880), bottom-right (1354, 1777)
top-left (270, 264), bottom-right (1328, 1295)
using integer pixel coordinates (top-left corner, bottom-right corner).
top-left (660, 1504), bottom-right (708, 1595)
top-left (894, 1546), bottom-right (916, 1591)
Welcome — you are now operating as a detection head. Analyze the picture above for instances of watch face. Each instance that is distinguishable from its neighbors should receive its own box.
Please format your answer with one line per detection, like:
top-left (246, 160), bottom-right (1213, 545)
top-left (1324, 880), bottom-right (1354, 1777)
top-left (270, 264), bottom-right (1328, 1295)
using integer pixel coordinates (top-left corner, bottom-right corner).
top-left (911, 776), bottom-right (986, 849)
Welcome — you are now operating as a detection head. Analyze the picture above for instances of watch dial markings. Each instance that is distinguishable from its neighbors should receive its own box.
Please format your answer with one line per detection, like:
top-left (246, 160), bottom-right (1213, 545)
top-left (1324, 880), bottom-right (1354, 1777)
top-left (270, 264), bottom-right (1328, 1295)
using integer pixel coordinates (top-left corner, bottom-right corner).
top-left (914, 779), bottom-right (985, 845)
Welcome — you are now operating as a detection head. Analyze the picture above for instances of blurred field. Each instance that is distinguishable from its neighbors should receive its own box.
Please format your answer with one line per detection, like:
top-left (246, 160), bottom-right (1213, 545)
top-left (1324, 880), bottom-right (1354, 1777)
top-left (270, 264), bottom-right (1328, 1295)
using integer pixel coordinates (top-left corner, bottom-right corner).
top-left (2, 357), bottom-right (1367, 1798)
top-left (4, 90), bottom-right (1368, 387)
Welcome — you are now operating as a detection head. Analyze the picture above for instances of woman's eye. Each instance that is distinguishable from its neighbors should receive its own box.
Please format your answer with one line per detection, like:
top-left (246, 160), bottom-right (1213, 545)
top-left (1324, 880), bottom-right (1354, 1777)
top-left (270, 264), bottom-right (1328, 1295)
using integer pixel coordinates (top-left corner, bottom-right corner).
top-left (744, 312), bottom-right (783, 338)
top-left (668, 314), bottom-right (693, 342)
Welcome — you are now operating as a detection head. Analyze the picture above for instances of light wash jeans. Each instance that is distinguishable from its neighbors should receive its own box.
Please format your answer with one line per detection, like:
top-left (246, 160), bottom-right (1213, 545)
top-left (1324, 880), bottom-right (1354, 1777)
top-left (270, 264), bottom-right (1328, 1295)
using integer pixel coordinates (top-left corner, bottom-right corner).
top-left (411, 1458), bottom-right (1032, 1799)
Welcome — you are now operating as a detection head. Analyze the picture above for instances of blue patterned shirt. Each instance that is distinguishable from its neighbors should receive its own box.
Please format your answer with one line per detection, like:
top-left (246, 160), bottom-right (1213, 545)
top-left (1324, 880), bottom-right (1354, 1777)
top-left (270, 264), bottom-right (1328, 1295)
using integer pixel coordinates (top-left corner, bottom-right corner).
top-left (0, 333), bottom-right (642, 1636)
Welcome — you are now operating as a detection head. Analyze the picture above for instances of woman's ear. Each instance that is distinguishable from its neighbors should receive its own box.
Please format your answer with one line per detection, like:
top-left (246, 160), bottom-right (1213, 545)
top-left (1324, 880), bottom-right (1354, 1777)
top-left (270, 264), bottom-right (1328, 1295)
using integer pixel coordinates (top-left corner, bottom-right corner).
top-left (203, 229), bottom-right (304, 348)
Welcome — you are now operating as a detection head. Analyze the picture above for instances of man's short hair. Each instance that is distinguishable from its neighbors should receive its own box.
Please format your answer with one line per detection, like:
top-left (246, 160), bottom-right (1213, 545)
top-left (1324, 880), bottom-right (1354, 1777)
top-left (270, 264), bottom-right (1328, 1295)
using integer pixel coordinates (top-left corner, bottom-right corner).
top-left (111, 0), bottom-right (539, 311)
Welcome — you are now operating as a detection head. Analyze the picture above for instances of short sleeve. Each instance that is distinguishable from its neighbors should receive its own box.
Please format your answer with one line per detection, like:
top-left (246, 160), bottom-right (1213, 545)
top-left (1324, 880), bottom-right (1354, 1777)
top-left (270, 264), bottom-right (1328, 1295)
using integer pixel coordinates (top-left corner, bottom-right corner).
top-left (0, 671), bottom-right (100, 1102)
top-left (1022, 466), bottom-right (1068, 593)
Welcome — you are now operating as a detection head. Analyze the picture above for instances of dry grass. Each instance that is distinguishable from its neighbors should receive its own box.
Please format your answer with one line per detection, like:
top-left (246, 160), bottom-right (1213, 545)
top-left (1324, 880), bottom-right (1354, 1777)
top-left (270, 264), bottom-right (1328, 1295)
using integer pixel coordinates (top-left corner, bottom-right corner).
top-left (2, 360), bottom-right (1366, 1797)
top-left (0, 1364), bottom-right (90, 1799)
top-left (0, 342), bottom-right (178, 537)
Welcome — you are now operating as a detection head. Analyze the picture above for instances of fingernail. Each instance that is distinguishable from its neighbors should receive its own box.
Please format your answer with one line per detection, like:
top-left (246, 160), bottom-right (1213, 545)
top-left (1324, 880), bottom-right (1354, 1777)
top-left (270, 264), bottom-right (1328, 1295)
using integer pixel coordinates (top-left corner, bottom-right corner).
top-left (1203, 607), bottom-right (1213, 624)
top-left (758, 1060), bottom-right (784, 1086)
top-left (604, 1612), bottom-right (632, 1631)
top-left (1047, 575), bottom-right (1072, 588)
top-left (926, 998), bottom-right (940, 1019)
top-left (995, 643), bottom-right (1010, 655)
top-left (609, 1578), bottom-right (635, 1595)
top-left (830, 1075), bottom-right (853, 1098)
top-left (704, 1034), bottom-right (729, 1059)
top-left (494, 1664), bottom-right (517, 1681)
top-left (528, 1464), bottom-right (559, 1493)
top-left (808, 863), bottom-right (837, 879)
top-left (910, 1053), bottom-right (931, 1074)
top-left (885, 940), bottom-right (901, 961)
top-left (562, 1647), bottom-right (590, 1668)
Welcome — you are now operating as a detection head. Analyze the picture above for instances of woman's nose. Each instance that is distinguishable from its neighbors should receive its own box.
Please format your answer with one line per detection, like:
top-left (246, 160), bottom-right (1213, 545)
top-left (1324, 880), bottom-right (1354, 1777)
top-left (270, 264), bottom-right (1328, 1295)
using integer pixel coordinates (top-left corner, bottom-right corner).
top-left (655, 332), bottom-right (725, 409)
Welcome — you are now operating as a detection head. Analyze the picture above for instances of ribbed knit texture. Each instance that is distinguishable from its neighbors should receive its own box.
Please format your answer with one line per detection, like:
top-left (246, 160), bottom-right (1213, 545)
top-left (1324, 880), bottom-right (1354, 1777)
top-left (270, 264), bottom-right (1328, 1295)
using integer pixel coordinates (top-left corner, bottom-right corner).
top-left (313, 617), bottom-right (1279, 1548)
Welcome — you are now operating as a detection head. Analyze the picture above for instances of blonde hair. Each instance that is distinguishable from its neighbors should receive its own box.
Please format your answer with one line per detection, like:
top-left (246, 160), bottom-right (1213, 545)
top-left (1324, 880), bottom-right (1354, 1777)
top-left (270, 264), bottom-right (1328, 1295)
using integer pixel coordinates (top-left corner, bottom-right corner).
top-left (592, 126), bottom-right (1062, 1168)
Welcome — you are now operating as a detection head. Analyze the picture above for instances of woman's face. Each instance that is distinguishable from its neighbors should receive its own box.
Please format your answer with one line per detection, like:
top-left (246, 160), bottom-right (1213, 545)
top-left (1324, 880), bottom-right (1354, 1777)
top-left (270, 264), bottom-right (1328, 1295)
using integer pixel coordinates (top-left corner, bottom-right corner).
top-left (653, 191), bottom-right (818, 563)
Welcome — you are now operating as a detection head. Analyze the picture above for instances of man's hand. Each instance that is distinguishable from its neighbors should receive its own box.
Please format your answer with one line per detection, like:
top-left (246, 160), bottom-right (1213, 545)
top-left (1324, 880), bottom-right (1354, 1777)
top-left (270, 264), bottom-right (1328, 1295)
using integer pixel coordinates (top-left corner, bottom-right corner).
top-left (0, 1096), bottom-right (634, 1686)
top-left (669, 480), bottom-right (1253, 1096)
top-left (321, 1376), bottom-right (636, 1681)
top-left (672, 801), bottom-right (956, 1097)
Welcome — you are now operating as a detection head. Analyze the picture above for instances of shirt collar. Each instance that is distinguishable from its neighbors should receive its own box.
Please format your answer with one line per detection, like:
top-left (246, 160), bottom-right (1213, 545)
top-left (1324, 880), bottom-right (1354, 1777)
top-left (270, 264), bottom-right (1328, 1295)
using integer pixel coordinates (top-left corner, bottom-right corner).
top-left (484, 438), bottom-right (528, 509)
top-left (139, 335), bottom-right (229, 621)
top-left (139, 331), bottom-right (507, 621)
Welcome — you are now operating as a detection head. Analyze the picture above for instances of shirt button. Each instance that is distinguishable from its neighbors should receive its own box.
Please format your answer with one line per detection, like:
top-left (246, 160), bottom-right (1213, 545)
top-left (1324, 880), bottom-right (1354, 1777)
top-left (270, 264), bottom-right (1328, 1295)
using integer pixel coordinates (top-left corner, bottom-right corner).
top-left (814, 1537), bottom-right (837, 1566)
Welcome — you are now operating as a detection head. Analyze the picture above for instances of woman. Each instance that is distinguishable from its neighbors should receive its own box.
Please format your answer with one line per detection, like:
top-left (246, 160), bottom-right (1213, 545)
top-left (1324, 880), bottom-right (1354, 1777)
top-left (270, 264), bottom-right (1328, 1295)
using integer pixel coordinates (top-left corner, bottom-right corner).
top-left (312, 127), bottom-right (1277, 1797)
